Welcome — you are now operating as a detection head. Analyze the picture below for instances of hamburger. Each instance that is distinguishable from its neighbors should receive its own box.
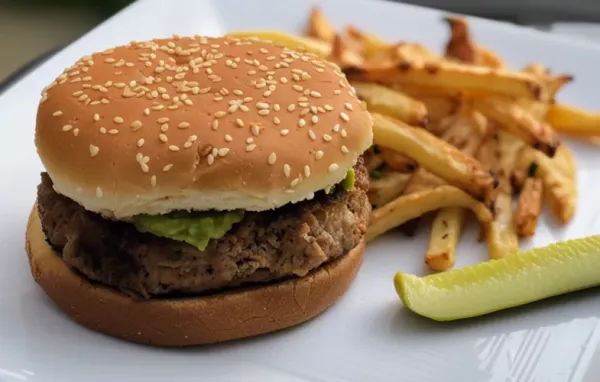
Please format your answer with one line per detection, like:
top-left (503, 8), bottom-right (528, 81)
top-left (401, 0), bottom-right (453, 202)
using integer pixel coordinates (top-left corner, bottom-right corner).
top-left (26, 35), bottom-right (373, 346)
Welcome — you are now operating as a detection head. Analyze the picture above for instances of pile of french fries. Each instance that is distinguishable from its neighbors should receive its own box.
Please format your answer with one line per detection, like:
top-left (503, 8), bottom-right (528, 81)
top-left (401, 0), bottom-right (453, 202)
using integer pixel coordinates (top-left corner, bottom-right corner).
top-left (229, 9), bottom-right (597, 272)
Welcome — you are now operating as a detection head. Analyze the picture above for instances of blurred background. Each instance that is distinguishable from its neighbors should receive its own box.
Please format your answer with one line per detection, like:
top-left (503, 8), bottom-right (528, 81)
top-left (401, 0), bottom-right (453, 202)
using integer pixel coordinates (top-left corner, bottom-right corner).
top-left (1, 0), bottom-right (600, 88)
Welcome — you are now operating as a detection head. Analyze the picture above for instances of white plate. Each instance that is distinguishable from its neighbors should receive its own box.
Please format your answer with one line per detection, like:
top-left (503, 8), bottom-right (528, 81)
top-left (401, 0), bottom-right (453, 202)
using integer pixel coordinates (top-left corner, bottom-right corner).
top-left (2, 0), bottom-right (600, 381)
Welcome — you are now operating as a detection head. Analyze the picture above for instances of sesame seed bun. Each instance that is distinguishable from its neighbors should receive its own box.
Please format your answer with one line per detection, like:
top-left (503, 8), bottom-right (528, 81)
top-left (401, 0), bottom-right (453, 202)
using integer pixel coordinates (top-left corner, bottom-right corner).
top-left (25, 205), bottom-right (365, 346)
top-left (35, 36), bottom-right (373, 219)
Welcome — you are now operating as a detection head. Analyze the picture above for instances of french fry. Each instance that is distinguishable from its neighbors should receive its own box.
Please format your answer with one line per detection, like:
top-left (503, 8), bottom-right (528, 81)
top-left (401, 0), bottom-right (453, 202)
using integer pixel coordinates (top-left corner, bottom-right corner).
top-left (227, 30), bottom-right (330, 55)
top-left (368, 171), bottom-right (412, 208)
top-left (486, 182), bottom-right (520, 259)
top-left (331, 34), bottom-right (364, 67)
top-left (515, 177), bottom-right (543, 237)
top-left (403, 167), bottom-right (446, 194)
top-left (425, 109), bottom-right (487, 271)
top-left (477, 134), bottom-right (520, 259)
top-left (443, 16), bottom-right (505, 69)
top-left (345, 25), bottom-right (388, 59)
top-left (379, 148), bottom-right (417, 172)
top-left (444, 16), bottom-right (477, 64)
top-left (371, 113), bottom-right (495, 199)
top-left (547, 103), bottom-right (600, 135)
top-left (307, 7), bottom-right (336, 42)
top-left (344, 61), bottom-right (546, 100)
top-left (352, 82), bottom-right (428, 126)
top-left (366, 186), bottom-right (493, 243)
top-left (477, 46), bottom-right (505, 69)
top-left (473, 97), bottom-right (559, 156)
top-left (426, 207), bottom-right (467, 271)
top-left (532, 145), bottom-right (578, 224)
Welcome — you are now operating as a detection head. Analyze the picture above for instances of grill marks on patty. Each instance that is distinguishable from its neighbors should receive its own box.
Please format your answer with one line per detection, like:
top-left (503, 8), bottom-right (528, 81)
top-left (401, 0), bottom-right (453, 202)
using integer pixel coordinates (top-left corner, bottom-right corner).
top-left (37, 160), bottom-right (370, 299)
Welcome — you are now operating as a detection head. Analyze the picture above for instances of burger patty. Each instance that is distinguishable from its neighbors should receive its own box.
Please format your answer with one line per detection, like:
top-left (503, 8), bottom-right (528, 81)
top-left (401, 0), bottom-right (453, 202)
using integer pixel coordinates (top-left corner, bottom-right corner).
top-left (37, 160), bottom-right (370, 299)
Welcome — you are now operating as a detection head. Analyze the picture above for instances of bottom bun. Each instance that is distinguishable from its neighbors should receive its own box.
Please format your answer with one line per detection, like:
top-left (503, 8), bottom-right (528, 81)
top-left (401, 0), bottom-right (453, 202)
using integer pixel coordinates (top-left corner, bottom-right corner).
top-left (25, 203), bottom-right (365, 347)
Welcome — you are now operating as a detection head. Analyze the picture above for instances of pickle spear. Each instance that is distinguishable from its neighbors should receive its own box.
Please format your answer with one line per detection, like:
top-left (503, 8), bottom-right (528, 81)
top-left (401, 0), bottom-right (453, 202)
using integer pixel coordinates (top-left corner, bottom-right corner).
top-left (395, 235), bottom-right (600, 321)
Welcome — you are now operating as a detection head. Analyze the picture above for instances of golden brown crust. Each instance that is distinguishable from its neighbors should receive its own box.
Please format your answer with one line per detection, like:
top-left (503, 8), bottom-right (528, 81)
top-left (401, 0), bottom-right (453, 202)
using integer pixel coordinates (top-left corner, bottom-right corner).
top-left (26, 204), bottom-right (365, 346)
top-left (36, 36), bottom-right (373, 218)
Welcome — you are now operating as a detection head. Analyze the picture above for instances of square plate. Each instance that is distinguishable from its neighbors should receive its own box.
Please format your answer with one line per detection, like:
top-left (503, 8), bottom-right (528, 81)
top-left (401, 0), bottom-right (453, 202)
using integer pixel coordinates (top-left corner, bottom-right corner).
top-left (2, 0), bottom-right (600, 381)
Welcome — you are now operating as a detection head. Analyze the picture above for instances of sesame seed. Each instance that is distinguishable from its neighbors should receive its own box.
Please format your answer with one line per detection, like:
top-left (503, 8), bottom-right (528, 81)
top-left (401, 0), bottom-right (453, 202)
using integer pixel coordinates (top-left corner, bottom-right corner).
top-left (310, 91), bottom-right (321, 98)
top-left (258, 109), bottom-right (270, 116)
top-left (235, 118), bottom-right (244, 127)
top-left (199, 87), bottom-right (211, 94)
top-left (340, 112), bottom-right (350, 122)
top-left (89, 145), bottom-right (99, 157)
top-left (324, 105), bottom-right (334, 111)
top-left (163, 164), bottom-right (173, 172)
top-left (281, 129), bottom-right (289, 136)
top-left (225, 134), bottom-right (233, 142)
top-left (73, 128), bottom-right (80, 136)
top-left (290, 178), bottom-right (300, 188)
top-left (339, 80), bottom-right (346, 88)
top-left (252, 124), bottom-right (261, 136)
top-left (246, 137), bottom-right (254, 144)
top-left (214, 111), bottom-right (226, 118)
top-left (130, 120), bottom-right (142, 131)
top-left (268, 152), bottom-right (277, 165)
top-left (273, 104), bottom-right (280, 111)
top-left (280, 77), bottom-right (288, 84)
top-left (137, 139), bottom-right (145, 147)
top-left (151, 176), bottom-right (157, 187)
top-left (169, 145), bottom-right (180, 152)
top-left (328, 163), bottom-right (339, 173)
top-left (62, 125), bottom-right (73, 132)
top-left (256, 102), bottom-right (269, 109)
top-left (263, 91), bottom-right (272, 97)
top-left (233, 89), bottom-right (244, 96)
top-left (218, 148), bottom-right (230, 156)
top-left (287, 104), bottom-right (296, 112)
top-left (302, 72), bottom-right (311, 80)
top-left (293, 74), bottom-right (301, 82)
top-left (108, 129), bottom-right (119, 135)
top-left (100, 127), bottom-right (107, 134)
top-left (293, 85), bottom-right (303, 92)
top-left (246, 144), bottom-right (256, 152)
top-left (52, 111), bottom-right (63, 117)
top-left (298, 119), bottom-right (306, 127)
top-left (333, 124), bottom-right (340, 132)
top-left (161, 124), bottom-right (169, 132)
top-left (341, 129), bottom-right (348, 137)
top-left (323, 134), bottom-right (333, 142)
top-left (334, 89), bottom-right (342, 95)
top-left (183, 142), bottom-right (193, 149)
top-left (283, 164), bottom-right (291, 177)
top-left (315, 150), bottom-right (324, 160)
top-left (345, 102), bottom-right (353, 111)
top-left (299, 102), bottom-right (309, 108)
top-left (96, 187), bottom-right (103, 198)
top-left (308, 130), bottom-right (316, 140)
top-left (312, 115), bottom-right (319, 124)
top-left (273, 117), bottom-right (281, 125)
top-left (72, 90), bottom-right (83, 97)
top-left (114, 116), bottom-right (124, 124)
top-left (304, 166), bottom-right (311, 178)
top-left (159, 134), bottom-right (168, 143)
top-left (144, 108), bottom-right (150, 115)
top-left (157, 117), bottom-right (170, 123)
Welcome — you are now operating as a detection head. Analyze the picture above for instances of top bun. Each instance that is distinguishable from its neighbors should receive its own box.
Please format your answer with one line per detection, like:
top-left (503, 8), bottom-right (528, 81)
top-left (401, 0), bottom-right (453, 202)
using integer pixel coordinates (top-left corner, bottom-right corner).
top-left (35, 35), bottom-right (373, 219)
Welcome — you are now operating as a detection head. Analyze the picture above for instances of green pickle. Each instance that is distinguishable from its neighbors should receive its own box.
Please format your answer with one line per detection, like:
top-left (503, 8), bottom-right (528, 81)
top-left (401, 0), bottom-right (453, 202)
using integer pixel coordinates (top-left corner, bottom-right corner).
top-left (395, 235), bottom-right (600, 321)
